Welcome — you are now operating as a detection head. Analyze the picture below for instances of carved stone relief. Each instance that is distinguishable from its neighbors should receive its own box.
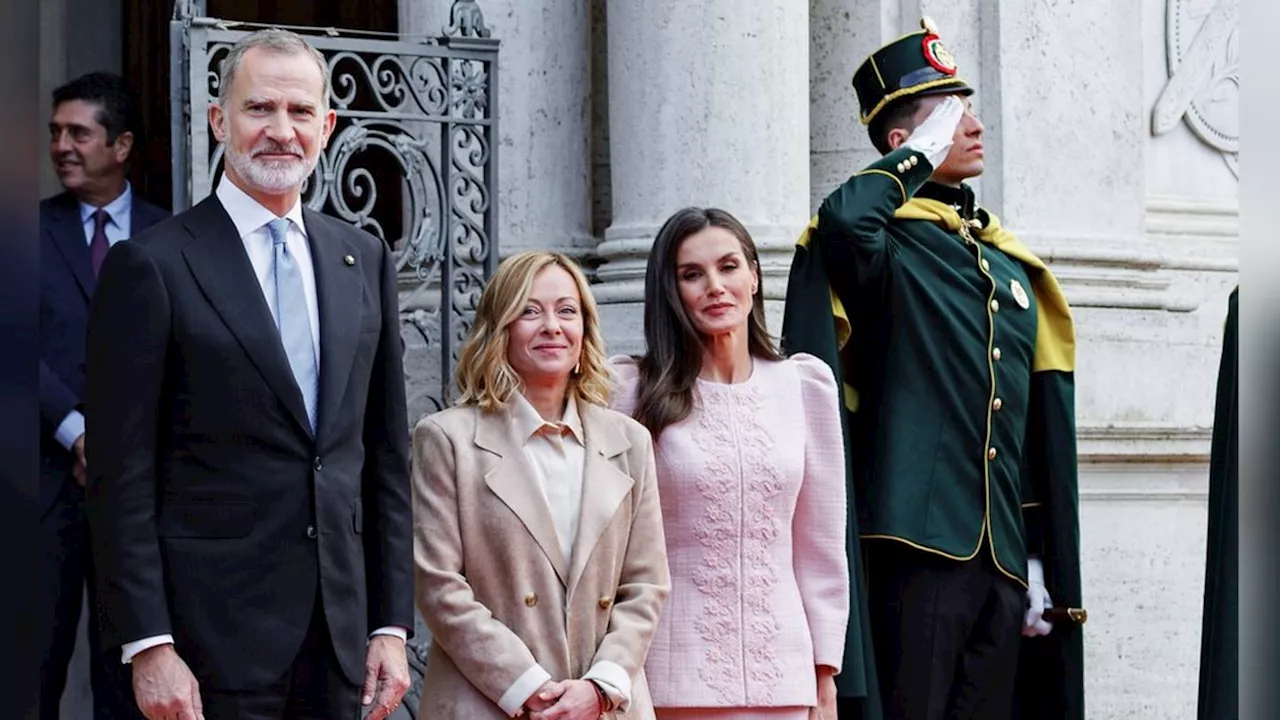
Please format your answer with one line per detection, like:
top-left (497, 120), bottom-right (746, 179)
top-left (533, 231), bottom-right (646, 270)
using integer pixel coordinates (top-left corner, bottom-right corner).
top-left (1152, 0), bottom-right (1239, 177)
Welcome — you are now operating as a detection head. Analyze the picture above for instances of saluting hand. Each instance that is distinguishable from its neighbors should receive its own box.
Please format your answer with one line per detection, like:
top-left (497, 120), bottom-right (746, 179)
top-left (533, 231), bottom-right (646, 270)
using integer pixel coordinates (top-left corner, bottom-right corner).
top-left (903, 95), bottom-right (966, 169)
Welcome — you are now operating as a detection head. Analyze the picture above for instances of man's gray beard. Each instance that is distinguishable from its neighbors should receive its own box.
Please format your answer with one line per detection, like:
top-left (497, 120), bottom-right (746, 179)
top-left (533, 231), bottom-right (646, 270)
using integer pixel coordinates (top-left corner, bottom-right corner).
top-left (224, 143), bottom-right (317, 194)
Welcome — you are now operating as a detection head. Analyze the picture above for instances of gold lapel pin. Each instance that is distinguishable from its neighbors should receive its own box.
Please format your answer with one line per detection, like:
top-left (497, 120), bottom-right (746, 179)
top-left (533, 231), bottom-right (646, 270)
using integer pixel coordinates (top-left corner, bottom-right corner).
top-left (343, 255), bottom-right (356, 266)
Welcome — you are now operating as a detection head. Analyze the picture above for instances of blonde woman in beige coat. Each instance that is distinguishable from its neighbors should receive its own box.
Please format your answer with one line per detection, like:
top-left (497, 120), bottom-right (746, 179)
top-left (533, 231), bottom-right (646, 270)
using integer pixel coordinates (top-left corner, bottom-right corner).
top-left (412, 251), bottom-right (670, 720)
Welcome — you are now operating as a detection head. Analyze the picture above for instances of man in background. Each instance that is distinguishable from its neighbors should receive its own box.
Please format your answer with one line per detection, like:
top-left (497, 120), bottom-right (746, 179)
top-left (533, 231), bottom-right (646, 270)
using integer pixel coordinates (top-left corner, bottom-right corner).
top-left (39, 71), bottom-right (168, 719)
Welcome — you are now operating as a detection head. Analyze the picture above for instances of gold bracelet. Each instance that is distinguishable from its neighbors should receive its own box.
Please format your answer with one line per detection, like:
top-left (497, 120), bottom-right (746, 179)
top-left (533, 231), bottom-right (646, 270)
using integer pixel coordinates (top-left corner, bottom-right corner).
top-left (587, 679), bottom-right (612, 714)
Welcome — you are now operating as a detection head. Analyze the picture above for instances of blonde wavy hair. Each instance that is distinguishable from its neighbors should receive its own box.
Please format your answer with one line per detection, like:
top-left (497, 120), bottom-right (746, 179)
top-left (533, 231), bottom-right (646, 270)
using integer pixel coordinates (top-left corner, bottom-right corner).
top-left (454, 251), bottom-right (611, 410)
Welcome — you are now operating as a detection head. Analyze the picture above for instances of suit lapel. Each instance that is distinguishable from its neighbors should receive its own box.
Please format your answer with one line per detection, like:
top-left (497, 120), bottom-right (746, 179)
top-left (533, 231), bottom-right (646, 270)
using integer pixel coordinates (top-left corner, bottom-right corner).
top-left (475, 410), bottom-right (571, 586)
top-left (567, 403), bottom-right (635, 594)
top-left (180, 197), bottom-right (313, 438)
top-left (45, 194), bottom-right (95, 300)
top-left (304, 209), bottom-right (361, 441)
top-left (131, 198), bottom-right (168, 235)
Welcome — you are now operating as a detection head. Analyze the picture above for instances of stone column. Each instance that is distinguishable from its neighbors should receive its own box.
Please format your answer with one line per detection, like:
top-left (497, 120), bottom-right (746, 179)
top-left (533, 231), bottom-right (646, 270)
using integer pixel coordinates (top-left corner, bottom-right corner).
top-left (978, 0), bottom-right (1153, 311)
top-left (594, 0), bottom-right (811, 353)
top-left (400, 0), bottom-right (594, 258)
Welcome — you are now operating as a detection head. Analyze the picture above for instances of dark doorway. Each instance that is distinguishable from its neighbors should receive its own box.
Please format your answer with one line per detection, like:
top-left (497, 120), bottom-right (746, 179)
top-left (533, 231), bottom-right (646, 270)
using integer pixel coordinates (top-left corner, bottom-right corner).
top-left (121, 0), bottom-right (397, 211)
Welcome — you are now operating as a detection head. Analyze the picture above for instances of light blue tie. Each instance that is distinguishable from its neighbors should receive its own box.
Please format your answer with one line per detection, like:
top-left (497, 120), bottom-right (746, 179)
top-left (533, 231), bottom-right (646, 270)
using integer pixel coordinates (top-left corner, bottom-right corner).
top-left (265, 218), bottom-right (318, 433)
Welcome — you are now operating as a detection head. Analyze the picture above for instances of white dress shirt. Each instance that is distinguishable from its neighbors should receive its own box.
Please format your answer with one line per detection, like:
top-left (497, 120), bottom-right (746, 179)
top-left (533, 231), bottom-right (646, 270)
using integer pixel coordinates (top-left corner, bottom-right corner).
top-left (53, 183), bottom-right (135, 451)
top-left (509, 392), bottom-right (587, 566)
top-left (497, 393), bottom-right (632, 715)
top-left (120, 177), bottom-right (406, 665)
top-left (216, 178), bottom-right (321, 361)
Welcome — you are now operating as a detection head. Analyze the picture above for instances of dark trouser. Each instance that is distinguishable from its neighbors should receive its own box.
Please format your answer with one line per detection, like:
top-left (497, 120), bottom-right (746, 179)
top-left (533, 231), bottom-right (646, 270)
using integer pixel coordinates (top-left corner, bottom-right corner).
top-left (38, 476), bottom-right (144, 720)
top-left (200, 592), bottom-right (361, 720)
top-left (865, 540), bottom-right (1024, 720)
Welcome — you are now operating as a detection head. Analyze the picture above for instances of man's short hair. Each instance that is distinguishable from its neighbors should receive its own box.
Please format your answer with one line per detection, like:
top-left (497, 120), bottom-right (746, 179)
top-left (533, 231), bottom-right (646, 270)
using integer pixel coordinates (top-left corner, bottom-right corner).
top-left (217, 29), bottom-right (331, 109)
top-left (868, 96), bottom-right (925, 156)
top-left (52, 72), bottom-right (141, 148)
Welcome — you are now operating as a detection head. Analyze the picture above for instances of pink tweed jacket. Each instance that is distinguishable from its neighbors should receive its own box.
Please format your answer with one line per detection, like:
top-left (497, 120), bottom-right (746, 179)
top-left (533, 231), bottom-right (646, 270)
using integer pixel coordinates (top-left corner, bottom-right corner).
top-left (610, 353), bottom-right (850, 709)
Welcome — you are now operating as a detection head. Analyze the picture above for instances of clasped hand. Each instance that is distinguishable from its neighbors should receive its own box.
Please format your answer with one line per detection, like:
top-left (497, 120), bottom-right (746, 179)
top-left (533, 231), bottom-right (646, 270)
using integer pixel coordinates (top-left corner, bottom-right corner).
top-left (523, 679), bottom-right (604, 720)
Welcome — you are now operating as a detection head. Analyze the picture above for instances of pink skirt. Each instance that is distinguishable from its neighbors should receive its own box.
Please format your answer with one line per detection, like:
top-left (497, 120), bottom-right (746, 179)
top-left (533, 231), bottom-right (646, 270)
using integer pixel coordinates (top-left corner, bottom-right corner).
top-left (656, 708), bottom-right (810, 720)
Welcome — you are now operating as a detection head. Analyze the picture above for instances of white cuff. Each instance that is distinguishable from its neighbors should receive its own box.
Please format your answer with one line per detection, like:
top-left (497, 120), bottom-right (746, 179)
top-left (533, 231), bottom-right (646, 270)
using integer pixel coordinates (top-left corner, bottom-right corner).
top-left (54, 410), bottom-right (85, 452)
top-left (121, 634), bottom-right (174, 664)
top-left (583, 660), bottom-right (632, 712)
top-left (369, 626), bottom-right (408, 641)
top-left (498, 664), bottom-right (551, 717)
top-left (1027, 556), bottom-right (1046, 586)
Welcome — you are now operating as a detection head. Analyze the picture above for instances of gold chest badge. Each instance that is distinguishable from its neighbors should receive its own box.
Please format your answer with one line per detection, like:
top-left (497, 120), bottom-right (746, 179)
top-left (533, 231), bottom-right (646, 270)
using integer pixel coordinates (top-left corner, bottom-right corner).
top-left (1010, 279), bottom-right (1030, 309)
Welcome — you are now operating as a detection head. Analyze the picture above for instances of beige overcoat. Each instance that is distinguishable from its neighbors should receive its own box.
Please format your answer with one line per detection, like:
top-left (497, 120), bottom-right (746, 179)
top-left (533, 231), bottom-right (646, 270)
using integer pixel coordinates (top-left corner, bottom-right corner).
top-left (411, 400), bottom-right (670, 719)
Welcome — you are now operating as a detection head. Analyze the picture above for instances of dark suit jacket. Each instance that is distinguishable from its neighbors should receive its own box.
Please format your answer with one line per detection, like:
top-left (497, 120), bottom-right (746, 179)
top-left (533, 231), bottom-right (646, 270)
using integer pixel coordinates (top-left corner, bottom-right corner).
top-left (40, 190), bottom-right (168, 517)
top-left (84, 195), bottom-right (414, 691)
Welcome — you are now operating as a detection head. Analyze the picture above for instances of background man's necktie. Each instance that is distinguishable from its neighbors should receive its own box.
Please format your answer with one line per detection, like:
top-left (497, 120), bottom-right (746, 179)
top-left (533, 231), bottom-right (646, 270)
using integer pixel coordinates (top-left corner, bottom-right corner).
top-left (265, 218), bottom-right (319, 432)
top-left (90, 209), bottom-right (110, 277)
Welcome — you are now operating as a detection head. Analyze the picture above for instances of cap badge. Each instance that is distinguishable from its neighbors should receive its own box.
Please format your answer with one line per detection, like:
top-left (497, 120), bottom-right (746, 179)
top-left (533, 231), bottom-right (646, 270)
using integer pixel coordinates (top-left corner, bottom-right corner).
top-left (922, 35), bottom-right (958, 75)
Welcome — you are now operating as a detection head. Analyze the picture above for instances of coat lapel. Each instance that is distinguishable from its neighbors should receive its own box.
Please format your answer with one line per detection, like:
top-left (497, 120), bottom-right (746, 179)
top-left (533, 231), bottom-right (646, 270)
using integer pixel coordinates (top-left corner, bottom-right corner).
top-left (304, 209), bottom-right (361, 441)
top-left (567, 403), bottom-right (635, 595)
top-left (475, 409), bottom-right (571, 586)
top-left (131, 197), bottom-right (169, 235)
top-left (179, 197), bottom-right (313, 438)
top-left (45, 194), bottom-right (95, 300)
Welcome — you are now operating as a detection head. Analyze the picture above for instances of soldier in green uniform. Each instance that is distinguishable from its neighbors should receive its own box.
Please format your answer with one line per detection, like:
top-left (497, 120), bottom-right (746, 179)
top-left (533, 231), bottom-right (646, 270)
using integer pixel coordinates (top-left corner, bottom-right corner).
top-left (781, 18), bottom-right (1084, 720)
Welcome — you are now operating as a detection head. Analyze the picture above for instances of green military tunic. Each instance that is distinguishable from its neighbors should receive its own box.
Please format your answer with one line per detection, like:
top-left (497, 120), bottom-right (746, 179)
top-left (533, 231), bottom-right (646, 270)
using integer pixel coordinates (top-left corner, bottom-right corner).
top-left (782, 145), bottom-right (1084, 719)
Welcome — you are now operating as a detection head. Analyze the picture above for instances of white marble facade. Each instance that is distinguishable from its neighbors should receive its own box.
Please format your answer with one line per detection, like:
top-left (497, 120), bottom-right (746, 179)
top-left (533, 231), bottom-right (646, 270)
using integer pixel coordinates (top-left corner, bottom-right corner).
top-left (405, 0), bottom-right (1237, 716)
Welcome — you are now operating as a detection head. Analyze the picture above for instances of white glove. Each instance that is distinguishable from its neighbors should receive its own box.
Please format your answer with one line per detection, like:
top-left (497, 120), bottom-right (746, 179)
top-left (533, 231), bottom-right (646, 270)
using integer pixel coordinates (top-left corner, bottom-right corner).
top-left (902, 95), bottom-right (965, 169)
top-left (1023, 557), bottom-right (1054, 637)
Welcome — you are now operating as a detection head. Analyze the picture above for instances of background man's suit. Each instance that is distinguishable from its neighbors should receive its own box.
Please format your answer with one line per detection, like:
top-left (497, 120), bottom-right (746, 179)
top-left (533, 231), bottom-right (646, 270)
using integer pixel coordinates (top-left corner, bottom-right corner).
top-left (39, 188), bottom-right (167, 718)
top-left (84, 188), bottom-right (414, 712)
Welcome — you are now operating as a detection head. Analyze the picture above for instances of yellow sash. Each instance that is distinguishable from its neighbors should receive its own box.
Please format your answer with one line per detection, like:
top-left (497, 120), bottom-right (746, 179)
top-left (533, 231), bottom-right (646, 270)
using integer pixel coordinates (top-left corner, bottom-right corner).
top-left (797, 199), bottom-right (1075, 374)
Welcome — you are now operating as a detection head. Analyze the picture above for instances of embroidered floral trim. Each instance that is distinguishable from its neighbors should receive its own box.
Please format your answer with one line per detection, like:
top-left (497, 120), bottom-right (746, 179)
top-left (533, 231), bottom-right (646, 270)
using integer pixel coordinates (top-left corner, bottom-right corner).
top-left (689, 380), bottom-right (785, 705)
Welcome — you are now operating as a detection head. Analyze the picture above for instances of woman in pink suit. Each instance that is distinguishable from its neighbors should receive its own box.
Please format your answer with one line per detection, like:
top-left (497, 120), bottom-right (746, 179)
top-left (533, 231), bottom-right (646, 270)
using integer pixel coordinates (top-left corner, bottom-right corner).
top-left (610, 207), bottom-right (850, 720)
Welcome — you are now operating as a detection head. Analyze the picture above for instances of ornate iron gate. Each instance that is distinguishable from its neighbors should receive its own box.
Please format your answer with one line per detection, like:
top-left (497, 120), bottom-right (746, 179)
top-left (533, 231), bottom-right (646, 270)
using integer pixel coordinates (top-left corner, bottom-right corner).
top-left (169, 0), bottom-right (499, 427)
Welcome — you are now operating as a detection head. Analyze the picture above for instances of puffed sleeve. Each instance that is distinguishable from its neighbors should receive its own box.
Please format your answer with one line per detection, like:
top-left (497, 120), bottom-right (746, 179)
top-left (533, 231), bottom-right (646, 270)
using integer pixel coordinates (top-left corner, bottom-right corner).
top-left (791, 353), bottom-right (851, 670)
top-left (607, 354), bottom-right (642, 419)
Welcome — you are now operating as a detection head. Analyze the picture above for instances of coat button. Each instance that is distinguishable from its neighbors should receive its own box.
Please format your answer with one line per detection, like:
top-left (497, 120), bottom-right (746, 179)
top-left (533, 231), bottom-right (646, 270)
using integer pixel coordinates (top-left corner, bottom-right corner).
top-left (992, 347), bottom-right (1002, 361)
top-left (598, 596), bottom-right (613, 610)
top-left (306, 524), bottom-right (318, 539)
top-left (981, 259), bottom-right (990, 272)
top-left (990, 299), bottom-right (1000, 313)
top-left (313, 456), bottom-right (323, 471)
top-left (993, 397), bottom-right (1003, 411)
top-left (987, 447), bottom-right (998, 461)
top-left (524, 592), bottom-right (538, 607)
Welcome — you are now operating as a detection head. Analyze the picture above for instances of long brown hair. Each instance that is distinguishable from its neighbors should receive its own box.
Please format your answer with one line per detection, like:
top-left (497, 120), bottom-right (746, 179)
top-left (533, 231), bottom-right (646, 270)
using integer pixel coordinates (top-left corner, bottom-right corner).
top-left (632, 207), bottom-right (781, 440)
